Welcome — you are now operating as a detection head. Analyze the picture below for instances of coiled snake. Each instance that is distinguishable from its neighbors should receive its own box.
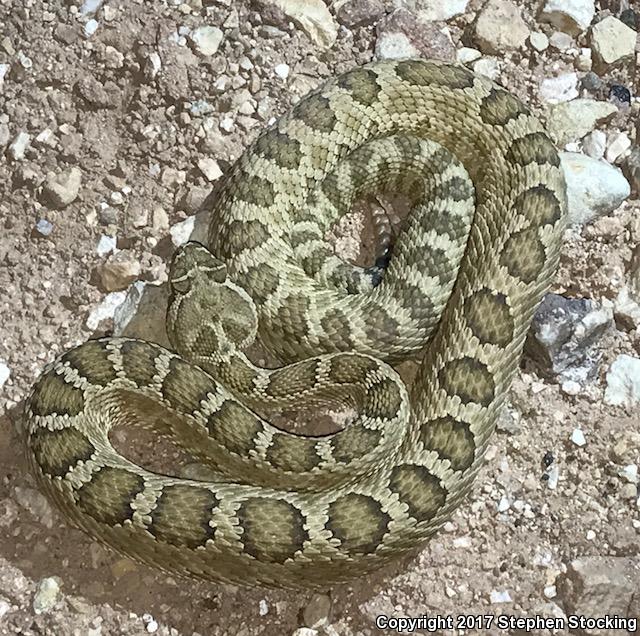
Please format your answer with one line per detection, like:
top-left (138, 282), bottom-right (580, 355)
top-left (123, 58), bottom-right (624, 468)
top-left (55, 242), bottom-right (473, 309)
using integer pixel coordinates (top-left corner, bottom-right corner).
top-left (24, 60), bottom-right (566, 588)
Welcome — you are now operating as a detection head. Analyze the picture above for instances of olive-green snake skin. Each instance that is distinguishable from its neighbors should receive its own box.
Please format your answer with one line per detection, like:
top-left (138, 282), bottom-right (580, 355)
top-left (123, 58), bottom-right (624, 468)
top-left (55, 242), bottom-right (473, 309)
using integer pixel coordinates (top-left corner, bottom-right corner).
top-left (24, 59), bottom-right (566, 589)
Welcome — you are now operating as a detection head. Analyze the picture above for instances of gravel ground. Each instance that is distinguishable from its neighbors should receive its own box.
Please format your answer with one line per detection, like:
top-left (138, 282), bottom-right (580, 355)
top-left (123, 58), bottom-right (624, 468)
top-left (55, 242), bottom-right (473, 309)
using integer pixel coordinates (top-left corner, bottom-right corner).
top-left (0, 0), bottom-right (639, 634)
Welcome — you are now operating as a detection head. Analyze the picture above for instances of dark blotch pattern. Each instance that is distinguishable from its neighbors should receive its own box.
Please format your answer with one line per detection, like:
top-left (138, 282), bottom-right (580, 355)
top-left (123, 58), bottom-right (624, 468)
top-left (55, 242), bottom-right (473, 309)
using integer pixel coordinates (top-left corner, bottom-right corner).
top-left (292, 93), bottom-right (337, 133)
top-left (507, 132), bottom-right (560, 167)
top-left (149, 485), bottom-right (218, 549)
top-left (206, 400), bottom-right (262, 457)
top-left (512, 185), bottom-right (563, 228)
top-left (500, 228), bottom-right (546, 284)
top-left (75, 467), bottom-right (145, 526)
top-left (226, 219), bottom-right (270, 253)
top-left (29, 372), bottom-right (85, 417)
top-left (266, 359), bottom-right (320, 398)
top-left (464, 288), bottom-right (514, 346)
top-left (243, 263), bottom-right (279, 303)
top-left (219, 356), bottom-right (260, 395)
top-left (30, 426), bottom-right (96, 478)
top-left (327, 353), bottom-right (379, 385)
top-left (255, 130), bottom-right (303, 170)
top-left (273, 294), bottom-right (311, 341)
top-left (60, 340), bottom-right (117, 386)
top-left (320, 309), bottom-right (355, 349)
top-left (363, 377), bottom-right (403, 420)
top-left (233, 175), bottom-right (276, 207)
top-left (363, 306), bottom-right (401, 343)
top-left (162, 357), bottom-right (215, 414)
top-left (326, 493), bottom-right (390, 554)
top-left (120, 340), bottom-right (159, 387)
top-left (265, 435), bottom-right (321, 472)
top-left (338, 68), bottom-right (381, 106)
top-left (331, 426), bottom-right (381, 463)
top-left (237, 498), bottom-right (307, 563)
top-left (444, 175), bottom-right (475, 202)
top-left (419, 416), bottom-right (475, 471)
top-left (389, 464), bottom-right (447, 522)
top-left (395, 60), bottom-right (474, 90)
top-left (438, 357), bottom-right (495, 406)
top-left (479, 88), bottom-right (530, 127)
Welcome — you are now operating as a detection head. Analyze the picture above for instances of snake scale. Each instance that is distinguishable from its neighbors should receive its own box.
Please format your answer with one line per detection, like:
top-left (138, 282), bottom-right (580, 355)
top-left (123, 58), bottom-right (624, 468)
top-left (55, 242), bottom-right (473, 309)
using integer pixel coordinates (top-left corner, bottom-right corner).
top-left (24, 59), bottom-right (566, 589)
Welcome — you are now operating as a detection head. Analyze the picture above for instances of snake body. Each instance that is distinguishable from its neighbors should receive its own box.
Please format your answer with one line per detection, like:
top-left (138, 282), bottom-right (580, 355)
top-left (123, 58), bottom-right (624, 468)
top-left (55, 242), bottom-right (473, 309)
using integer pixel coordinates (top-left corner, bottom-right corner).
top-left (24, 60), bottom-right (566, 588)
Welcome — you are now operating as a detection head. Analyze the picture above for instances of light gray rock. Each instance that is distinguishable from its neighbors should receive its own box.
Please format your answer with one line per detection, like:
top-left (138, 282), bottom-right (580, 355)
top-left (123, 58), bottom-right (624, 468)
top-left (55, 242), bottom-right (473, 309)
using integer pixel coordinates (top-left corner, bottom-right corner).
top-left (525, 293), bottom-right (613, 383)
top-left (546, 99), bottom-right (616, 145)
top-left (539, 73), bottom-right (578, 103)
top-left (561, 152), bottom-right (631, 225)
top-left (540, 0), bottom-right (595, 35)
top-left (529, 31), bottom-right (549, 51)
top-left (456, 47), bottom-right (482, 63)
top-left (98, 252), bottom-right (142, 292)
top-left (42, 167), bottom-right (82, 208)
top-left (263, 0), bottom-right (338, 48)
top-left (590, 16), bottom-right (637, 68)
top-left (189, 26), bottom-right (223, 56)
top-left (557, 558), bottom-right (640, 621)
top-left (623, 147), bottom-right (640, 197)
top-left (605, 355), bottom-right (640, 407)
top-left (335, 0), bottom-right (385, 27)
top-left (8, 131), bottom-right (30, 160)
top-left (33, 577), bottom-right (61, 615)
top-left (416, 0), bottom-right (470, 21)
top-left (581, 130), bottom-right (606, 159)
top-left (605, 131), bottom-right (632, 164)
top-left (376, 9), bottom-right (455, 60)
top-left (474, 0), bottom-right (529, 54)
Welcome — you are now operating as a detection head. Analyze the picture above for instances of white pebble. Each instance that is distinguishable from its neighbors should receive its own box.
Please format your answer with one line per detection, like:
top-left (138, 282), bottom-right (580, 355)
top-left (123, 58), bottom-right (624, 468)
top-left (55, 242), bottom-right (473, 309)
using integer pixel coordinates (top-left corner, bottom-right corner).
top-left (96, 234), bottom-right (117, 256)
top-left (0, 361), bottom-right (10, 388)
top-left (544, 585), bottom-right (557, 598)
top-left (570, 428), bottom-right (586, 446)
top-left (586, 529), bottom-right (596, 540)
top-left (274, 63), bottom-right (290, 79)
top-left (259, 599), bottom-right (269, 616)
top-left (84, 19), bottom-right (99, 36)
top-left (490, 589), bottom-right (512, 604)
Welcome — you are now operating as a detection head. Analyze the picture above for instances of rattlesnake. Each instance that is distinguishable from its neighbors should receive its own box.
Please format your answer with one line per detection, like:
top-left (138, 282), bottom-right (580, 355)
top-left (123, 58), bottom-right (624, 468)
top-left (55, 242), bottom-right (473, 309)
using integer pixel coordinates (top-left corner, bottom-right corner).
top-left (24, 59), bottom-right (566, 589)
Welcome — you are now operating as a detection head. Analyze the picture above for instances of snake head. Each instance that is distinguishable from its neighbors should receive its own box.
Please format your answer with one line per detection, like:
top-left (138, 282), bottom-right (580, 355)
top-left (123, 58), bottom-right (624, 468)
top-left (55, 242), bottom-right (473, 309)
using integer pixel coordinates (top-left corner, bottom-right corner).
top-left (167, 241), bottom-right (259, 357)
top-left (169, 242), bottom-right (227, 294)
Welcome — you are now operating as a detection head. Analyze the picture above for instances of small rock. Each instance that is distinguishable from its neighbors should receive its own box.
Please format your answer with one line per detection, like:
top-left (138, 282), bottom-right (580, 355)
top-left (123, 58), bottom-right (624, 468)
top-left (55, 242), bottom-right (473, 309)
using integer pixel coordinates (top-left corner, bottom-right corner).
top-left (96, 234), bottom-right (117, 256)
top-left (545, 98), bottom-right (616, 145)
top-left (335, 0), bottom-right (386, 28)
top-left (416, 0), bottom-right (470, 21)
top-left (581, 130), bottom-right (606, 159)
top-left (102, 45), bottom-right (124, 68)
top-left (590, 16), bottom-right (637, 69)
top-left (609, 84), bottom-right (631, 107)
top-left (160, 167), bottom-right (186, 189)
top-left (303, 593), bottom-right (332, 628)
top-left (170, 216), bottom-right (195, 247)
top-left (474, 0), bottom-right (529, 54)
top-left (490, 589), bottom-right (512, 603)
top-left (529, 31), bottom-right (549, 51)
top-left (570, 428), bottom-right (586, 446)
top-left (34, 219), bottom-right (54, 237)
top-left (473, 57), bottom-right (500, 80)
top-left (540, 0), bottom-right (595, 35)
top-left (86, 291), bottom-right (127, 330)
top-left (604, 354), bottom-right (640, 407)
top-left (13, 486), bottom-right (55, 528)
top-left (574, 48), bottom-right (592, 71)
top-left (98, 252), bottom-right (141, 292)
top-left (456, 47), bottom-right (482, 63)
top-left (623, 147), bottom-right (640, 197)
top-left (197, 157), bottom-right (223, 182)
top-left (274, 63), bottom-right (290, 79)
top-left (539, 73), bottom-right (579, 103)
top-left (33, 577), bottom-right (61, 615)
top-left (561, 152), bottom-right (630, 225)
top-left (618, 464), bottom-right (638, 484)
top-left (259, 0), bottom-right (338, 48)
top-left (0, 361), bottom-right (9, 388)
top-left (84, 19), bottom-right (99, 36)
top-left (557, 557), bottom-right (640, 621)
top-left (189, 26), bottom-right (223, 56)
top-left (42, 167), bottom-right (82, 208)
top-left (605, 131), bottom-right (631, 164)
top-left (375, 9), bottom-right (455, 60)
top-left (613, 287), bottom-right (640, 331)
top-left (8, 131), bottom-right (30, 160)
top-left (549, 31), bottom-right (573, 50)
top-left (525, 293), bottom-right (613, 382)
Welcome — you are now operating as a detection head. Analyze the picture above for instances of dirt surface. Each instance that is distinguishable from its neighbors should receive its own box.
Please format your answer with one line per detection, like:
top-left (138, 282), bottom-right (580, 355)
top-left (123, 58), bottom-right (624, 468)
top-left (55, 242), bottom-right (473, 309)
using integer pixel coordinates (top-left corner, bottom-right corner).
top-left (0, 0), bottom-right (639, 635)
